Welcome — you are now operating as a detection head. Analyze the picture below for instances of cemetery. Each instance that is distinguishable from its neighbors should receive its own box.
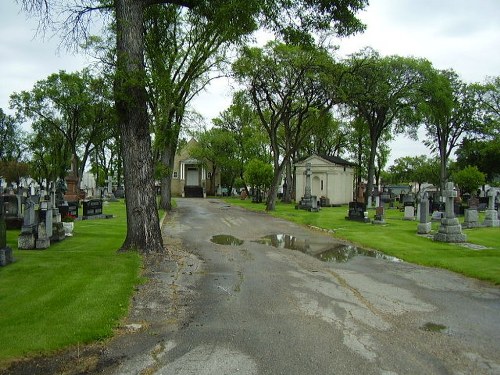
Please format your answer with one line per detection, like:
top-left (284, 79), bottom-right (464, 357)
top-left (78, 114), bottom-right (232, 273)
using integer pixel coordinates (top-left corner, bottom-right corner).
top-left (0, 170), bottom-right (119, 255)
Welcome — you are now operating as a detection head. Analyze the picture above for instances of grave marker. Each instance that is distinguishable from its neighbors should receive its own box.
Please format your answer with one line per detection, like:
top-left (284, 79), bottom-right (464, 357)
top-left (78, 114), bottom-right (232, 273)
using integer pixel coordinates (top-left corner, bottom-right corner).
top-left (434, 182), bottom-right (466, 243)
top-left (417, 192), bottom-right (431, 234)
top-left (483, 188), bottom-right (499, 227)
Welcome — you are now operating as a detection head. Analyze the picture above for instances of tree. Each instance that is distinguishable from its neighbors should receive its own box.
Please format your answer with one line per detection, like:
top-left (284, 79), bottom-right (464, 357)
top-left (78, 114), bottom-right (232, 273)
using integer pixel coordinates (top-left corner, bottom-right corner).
top-left (233, 42), bottom-right (338, 211)
top-left (19, 0), bottom-right (367, 253)
top-left (0, 160), bottom-right (30, 188)
top-left (420, 69), bottom-right (482, 191)
top-left (478, 76), bottom-right (500, 134)
top-left (10, 70), bottom-right (115, 182)
top-left (342, 48), bottom-right (430, 204)
top-left (189, 128), bottom-right (238, 195)
top-left (452, 166), bottom-right (486, 196)
top-left (144, 5), bottom-right (255, 211)
top-left (244, 158), bottom-right (273, 202)
top-left (386, 155), bottom-right (440, 190)
top-left (0, 109), bottom-right (27, 163)
top-left (455, 137), bottom-right (500, 182)
top-left (212, 91), bottom-right (270, 196)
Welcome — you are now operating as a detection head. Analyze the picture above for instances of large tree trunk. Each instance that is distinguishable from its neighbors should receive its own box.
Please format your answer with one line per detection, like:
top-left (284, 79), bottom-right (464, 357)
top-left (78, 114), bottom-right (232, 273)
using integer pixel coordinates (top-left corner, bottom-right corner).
top-left (281, 157), bottom-right (293, 203)
top-left (115, 0), bottom-right (164, 253)
top-left (266, 162), bottom-right (284, 211)
top-left (159, 142), bottom-right (176, 211)
top-left (159, 152), bottom-right (174, 211)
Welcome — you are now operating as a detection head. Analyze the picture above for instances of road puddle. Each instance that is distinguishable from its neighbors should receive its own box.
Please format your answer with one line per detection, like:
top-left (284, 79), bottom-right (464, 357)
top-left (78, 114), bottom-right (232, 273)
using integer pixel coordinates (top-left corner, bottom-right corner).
top-left (255, 234), bottom-right (401, 263)
top-left (211, 235), bottom-right (244, 246)
top-left (315, 244), bottom-right (402, 263)
top-left (420, 322), bottom-right (448, 333)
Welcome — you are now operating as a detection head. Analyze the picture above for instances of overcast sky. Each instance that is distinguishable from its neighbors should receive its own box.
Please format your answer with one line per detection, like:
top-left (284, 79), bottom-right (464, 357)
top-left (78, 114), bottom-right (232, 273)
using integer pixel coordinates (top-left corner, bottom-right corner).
top-left (1, 0), bottom-right (499, 164)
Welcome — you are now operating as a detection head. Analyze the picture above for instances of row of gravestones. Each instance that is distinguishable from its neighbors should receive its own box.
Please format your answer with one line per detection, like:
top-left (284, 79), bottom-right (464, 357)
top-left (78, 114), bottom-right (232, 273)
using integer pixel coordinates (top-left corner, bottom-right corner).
top-left (346, 183), bottom-right (499, 243)
top-left (0, 191), bottom-right (107, 255)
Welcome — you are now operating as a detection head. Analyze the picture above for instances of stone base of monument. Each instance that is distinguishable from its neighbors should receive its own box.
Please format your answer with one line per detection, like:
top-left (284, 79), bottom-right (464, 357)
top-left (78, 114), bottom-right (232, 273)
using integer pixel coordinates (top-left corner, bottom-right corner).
top-left (372, 207), bottom-right (386, 225)
top-left (417, 222), bottom-right (432, 234)
top-left (0, 247), bottom-right (13, 266)
top-left (298, 195), bottom-right (319, 212)
top-left (18, 232), bottom-right (36, 249)
top-left (433, 218), bottom-right (467, 243)
top-left (483, 210), bottom-right (500, 227)
top-left (51, 222), bottom-right (66, 242)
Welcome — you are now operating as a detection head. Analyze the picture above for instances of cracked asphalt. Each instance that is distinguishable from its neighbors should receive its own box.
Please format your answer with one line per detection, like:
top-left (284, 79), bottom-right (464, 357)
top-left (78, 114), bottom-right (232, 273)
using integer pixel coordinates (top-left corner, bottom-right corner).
top-left (103, 198), bottom-right (500, 375)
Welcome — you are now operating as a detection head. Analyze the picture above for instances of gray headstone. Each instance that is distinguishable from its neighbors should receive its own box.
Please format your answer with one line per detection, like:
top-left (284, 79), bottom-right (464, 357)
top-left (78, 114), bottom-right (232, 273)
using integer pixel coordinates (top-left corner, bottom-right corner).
top-left (483, 188), bottom-right (499, 227)
top-left (403, 206), bottom-right (415, 220)
top-left (464, 208), bottom-right (479, 228)
top-left (434, 182), bottom-right (467, 242)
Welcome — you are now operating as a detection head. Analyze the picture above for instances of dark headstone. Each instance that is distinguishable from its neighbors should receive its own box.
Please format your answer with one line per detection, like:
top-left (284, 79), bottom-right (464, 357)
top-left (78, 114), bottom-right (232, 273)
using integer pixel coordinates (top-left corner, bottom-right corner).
top-left (83, 199), bottom-right (103, 217)
top-left (346, 201), bottom-right (369, 223)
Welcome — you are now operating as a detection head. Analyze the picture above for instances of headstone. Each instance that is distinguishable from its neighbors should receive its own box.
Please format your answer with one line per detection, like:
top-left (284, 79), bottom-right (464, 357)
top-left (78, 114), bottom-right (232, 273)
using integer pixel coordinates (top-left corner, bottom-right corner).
top-left (35, 221), bottom-right (50, 249)
top-left (417, 192), bottom-right (432, 234)
top-left (403, 205), bottom-right (415, 221)
top-left (83, 199), bottom-right (103, 217)
top-left (372, 206), bottom-right (386, 225)
top-left (346, 201), bottom-right (370, 223)
top-left (482, 188), bottom-right (499, 227)
top-left (2, 194), bottom-right (23, 229)
top-left (114, 186), bottom-right (125, 199)
top-left (0, 196), bottom-right (14, 266)
top-left (18, 196), bottom-right (37, 249)
top-left (240, 190), bottom-right (248, 200)
top-left (468, 197), bottom-right (480, 210)
top-left (298, 163), bottom-right (319, 212)
top-left (431, 210), bottom-right (444, 221)
top-left (463, 209), bottom-right (479, 228)
top-left (51, 222), bottom-right (66, 242)
top-left (434, 182), bottom-right (467, 243)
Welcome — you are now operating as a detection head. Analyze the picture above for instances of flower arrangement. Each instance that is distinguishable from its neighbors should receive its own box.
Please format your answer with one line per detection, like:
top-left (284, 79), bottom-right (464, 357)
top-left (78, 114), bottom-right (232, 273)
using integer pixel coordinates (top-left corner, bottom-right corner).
top-left (61, 213), bottom-right (76, 222)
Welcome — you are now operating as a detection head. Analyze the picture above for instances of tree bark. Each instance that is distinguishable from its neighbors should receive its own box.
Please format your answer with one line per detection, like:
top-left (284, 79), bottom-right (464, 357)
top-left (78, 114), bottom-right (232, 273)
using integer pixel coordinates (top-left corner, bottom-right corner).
top-left (159, 146), bottom-right (175, 211)
top-left (115, 0), bottom-right (164, 253)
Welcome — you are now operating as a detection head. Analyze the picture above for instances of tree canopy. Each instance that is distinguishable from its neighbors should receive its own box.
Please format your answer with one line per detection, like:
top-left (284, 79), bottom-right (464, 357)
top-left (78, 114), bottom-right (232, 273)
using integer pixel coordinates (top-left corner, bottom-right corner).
top-left (342, 48), bottom-right (431, 203)
top-left (18, 0), bottom-right (368, 253)
top-left (233, 41), bottom-right (338, 210)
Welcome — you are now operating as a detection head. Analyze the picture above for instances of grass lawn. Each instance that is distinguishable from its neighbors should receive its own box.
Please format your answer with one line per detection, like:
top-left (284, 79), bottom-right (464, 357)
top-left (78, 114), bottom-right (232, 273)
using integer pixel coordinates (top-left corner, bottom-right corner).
top-left (223, 197), bottom-right (500, 285)
top-left (0, 200), bottom-right (142, 366)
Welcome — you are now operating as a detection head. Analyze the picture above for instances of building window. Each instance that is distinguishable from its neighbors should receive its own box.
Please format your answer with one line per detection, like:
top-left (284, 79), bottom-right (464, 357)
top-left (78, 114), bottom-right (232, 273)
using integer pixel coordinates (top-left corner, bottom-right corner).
top-left (321, 180), bottom-right (324, 190)
top-left (173, 171), bottom-right (178, 179)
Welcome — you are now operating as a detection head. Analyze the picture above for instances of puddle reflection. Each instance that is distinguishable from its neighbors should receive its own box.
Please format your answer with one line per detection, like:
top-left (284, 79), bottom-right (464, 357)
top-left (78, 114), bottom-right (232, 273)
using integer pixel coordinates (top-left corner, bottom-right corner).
top-left (211, 235), bottom-right (244, 246)
top-left (255, 234), bottom-right (401, 263)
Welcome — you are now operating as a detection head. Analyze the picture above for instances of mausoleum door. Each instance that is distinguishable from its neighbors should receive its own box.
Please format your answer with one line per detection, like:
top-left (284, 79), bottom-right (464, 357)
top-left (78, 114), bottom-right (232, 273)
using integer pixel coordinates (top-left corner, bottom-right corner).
top-left (186, 167), bottom-right (199, 186)
top-left (312, 176), bottom-right (321, 197)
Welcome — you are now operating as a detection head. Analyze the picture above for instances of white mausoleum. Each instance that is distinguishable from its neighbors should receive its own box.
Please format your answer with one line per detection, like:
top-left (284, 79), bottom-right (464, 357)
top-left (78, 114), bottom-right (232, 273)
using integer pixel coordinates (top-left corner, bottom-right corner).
top-left (295, 154), bottom-right (356, 205)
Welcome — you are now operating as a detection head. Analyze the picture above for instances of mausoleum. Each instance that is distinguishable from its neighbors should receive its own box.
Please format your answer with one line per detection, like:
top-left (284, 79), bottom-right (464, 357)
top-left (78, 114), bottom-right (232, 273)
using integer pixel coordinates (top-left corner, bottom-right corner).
top-left (295, 155), bottom-right (356, 206)
top-left (171, 139), bottom-right (220, 197)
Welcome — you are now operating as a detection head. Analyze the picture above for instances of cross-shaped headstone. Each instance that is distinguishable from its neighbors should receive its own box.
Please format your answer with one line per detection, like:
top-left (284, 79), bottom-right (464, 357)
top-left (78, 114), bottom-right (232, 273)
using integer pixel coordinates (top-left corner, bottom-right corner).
top-left (304, 163), bottom-right (312, 199)
top-left (442, 182), bottom-right (457, 219)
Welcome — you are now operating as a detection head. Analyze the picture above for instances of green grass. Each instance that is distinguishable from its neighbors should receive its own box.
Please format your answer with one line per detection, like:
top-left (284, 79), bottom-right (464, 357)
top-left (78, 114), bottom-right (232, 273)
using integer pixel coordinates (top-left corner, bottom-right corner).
top-left (0, 201), bottom-right (142, 366)
top-left (224, 197), bottom-right (500, 285)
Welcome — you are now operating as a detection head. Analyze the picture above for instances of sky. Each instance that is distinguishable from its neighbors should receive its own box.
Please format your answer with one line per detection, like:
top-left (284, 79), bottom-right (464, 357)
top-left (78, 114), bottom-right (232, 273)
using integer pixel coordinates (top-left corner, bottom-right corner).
top-left (1, 0), bottom-right (499, 165)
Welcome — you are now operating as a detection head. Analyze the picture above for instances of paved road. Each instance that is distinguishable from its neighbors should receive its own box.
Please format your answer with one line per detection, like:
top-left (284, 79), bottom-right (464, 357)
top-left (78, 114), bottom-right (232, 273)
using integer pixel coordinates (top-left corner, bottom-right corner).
top-left (109, 198), bottom-right (500, 375)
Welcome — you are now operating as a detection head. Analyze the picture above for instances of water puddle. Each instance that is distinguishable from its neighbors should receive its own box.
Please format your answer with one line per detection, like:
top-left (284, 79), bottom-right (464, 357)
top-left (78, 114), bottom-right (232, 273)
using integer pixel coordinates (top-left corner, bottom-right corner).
top-left (254, 234), bottom-right (401, 263)
top-left (420, 322), bottom-right (448, 333)
top-left (253, 234), bottom-right (309, 251)
top-left (211, 235), bottom-right (244, 246)
top-left (315, 244), bottom-right (402, 263)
